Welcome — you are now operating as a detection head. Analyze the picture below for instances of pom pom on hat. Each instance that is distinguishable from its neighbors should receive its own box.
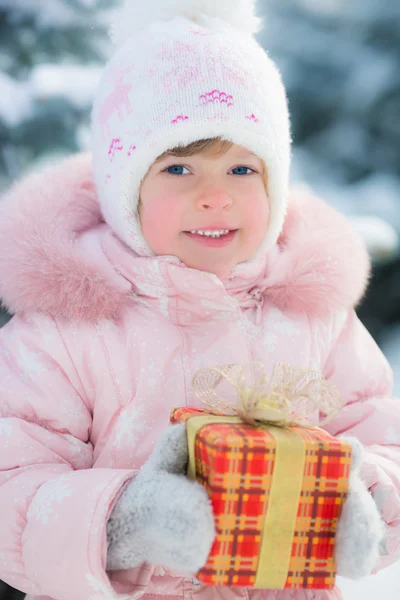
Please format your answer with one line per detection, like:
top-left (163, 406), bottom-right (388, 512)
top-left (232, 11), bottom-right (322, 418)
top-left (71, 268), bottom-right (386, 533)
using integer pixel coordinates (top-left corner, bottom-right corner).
top-left (110, 0), bottom-right (262, 47)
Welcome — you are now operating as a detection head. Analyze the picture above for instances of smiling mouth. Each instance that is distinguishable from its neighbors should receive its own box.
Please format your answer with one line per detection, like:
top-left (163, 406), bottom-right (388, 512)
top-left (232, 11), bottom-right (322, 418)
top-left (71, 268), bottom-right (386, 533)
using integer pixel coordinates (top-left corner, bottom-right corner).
top-left (183, 229), bottom-right (238, 247)
top-left (185, 229), bottom-right (238, 238)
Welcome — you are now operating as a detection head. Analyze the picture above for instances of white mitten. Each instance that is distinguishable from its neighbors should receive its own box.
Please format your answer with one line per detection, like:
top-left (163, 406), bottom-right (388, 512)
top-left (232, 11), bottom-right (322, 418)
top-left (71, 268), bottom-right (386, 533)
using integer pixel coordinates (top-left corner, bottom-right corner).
top-left (335, 436), bottom-right (385, 578)
top-left (106, 424), bottom-right (215, 574)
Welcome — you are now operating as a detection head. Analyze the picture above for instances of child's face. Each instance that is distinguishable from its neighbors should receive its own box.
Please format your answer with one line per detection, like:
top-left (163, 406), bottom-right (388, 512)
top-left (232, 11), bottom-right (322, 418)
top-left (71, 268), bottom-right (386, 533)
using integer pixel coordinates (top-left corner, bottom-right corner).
top-left (139, 144), bottom-right (270, 278)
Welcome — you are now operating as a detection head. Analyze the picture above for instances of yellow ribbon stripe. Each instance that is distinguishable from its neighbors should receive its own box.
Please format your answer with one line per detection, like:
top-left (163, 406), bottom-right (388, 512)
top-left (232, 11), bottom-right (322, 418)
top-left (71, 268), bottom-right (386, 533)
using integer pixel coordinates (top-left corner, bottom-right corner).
top-left (255, 426), bottom-right (306, 589)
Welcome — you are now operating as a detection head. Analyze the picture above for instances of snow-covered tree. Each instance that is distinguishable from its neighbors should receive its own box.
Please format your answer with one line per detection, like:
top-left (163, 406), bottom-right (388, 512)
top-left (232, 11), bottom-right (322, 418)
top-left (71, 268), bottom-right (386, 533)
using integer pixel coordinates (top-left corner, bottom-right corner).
top-left (0, 0), bottom-right (115, 189)
top-left (263, 0), bottom-right (400, 236)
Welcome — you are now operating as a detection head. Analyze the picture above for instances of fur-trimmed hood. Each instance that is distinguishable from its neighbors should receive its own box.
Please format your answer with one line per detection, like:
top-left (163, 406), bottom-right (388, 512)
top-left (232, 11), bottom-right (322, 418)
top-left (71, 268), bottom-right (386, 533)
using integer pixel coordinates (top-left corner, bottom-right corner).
top-left (0, 153), bottom-right (370, 322)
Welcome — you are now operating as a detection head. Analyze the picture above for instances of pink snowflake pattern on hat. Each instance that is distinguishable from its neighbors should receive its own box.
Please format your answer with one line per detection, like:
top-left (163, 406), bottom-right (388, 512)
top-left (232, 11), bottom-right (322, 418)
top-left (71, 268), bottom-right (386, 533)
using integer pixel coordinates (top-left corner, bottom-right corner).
top-left (99, 65), bottom-right (134, 139)
top-left (128, 145), bottom-right (137, 156)
top-left (149, 41), bottom-right (201, 92)
top-left (246, 113), bottom-right (260, 123)
top-left (171, 115), bottom-right (189, 125)
top-left (200, 90), bottom-right (234, 107)
top-left (108, 138), bottom-right (124, 162)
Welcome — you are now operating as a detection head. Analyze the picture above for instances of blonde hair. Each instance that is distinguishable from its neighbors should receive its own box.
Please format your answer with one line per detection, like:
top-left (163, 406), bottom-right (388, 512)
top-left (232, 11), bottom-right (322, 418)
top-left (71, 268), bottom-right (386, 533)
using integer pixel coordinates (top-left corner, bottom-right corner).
top-left (156, 137), bottom-right (234, 160)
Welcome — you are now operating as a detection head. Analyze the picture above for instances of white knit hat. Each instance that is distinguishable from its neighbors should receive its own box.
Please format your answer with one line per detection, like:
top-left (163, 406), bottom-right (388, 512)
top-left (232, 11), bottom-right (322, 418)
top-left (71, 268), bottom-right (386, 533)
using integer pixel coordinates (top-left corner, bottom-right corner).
top-left (91, 0), bottom-right (291, 261)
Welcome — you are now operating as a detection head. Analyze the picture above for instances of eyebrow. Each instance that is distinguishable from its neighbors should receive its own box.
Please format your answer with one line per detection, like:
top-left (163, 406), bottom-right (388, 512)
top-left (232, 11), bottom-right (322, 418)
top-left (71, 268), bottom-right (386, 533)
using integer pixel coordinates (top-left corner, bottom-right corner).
top-left (155, 152), bottom-right (181, 163)
top-left (236, 150), bottom-right (258, 158)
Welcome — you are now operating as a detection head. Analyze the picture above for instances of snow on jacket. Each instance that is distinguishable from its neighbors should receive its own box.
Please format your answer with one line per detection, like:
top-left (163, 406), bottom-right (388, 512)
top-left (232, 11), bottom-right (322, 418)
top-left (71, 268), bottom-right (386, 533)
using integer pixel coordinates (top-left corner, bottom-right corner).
top-left (0, 154), bottom-right (399, 600)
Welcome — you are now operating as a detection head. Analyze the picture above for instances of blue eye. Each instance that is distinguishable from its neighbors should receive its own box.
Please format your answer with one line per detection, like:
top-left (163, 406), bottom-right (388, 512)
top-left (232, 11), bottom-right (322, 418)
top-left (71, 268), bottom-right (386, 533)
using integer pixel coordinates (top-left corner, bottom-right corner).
top-left (231, 166), bottom-right (253, 175)
top-left (165, 165), bottom-right (190, 175)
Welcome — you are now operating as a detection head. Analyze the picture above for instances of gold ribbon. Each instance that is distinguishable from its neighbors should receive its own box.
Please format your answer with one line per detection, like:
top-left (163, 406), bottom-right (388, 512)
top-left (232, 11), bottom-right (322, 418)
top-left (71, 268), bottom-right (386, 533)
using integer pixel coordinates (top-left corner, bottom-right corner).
top-left (192, 362), bottom-right (342, 428)
top-left (255, 425), bottom-right (306, 588)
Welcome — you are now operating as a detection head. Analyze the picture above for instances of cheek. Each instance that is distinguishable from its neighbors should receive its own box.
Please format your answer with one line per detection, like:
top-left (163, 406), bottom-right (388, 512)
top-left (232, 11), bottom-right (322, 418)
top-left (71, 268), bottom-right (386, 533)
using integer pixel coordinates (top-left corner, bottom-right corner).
top-left (245, 191), bottom-right (270, 238)
top-left (140, 195), bottom-right (182, 252)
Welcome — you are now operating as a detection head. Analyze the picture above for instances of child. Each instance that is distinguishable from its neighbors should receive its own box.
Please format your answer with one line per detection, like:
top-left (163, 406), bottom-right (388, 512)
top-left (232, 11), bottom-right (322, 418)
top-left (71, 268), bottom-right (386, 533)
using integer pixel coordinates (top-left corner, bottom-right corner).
top-left (0, 1), bottom-right (399, 599)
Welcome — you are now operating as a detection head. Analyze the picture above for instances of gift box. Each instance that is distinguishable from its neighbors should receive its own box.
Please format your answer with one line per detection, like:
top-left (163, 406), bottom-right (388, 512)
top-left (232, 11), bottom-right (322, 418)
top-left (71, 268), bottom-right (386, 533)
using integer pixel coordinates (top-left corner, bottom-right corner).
top-left (170, 364), bottom-right (352, 590)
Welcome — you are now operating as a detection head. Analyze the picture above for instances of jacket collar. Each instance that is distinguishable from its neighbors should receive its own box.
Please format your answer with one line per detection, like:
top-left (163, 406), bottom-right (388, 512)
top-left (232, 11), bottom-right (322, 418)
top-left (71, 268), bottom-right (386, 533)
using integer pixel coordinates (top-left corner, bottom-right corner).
top-left (0, 153), bottom-right (370, 323)
top-left (100, 228), bottom-right (269, 325)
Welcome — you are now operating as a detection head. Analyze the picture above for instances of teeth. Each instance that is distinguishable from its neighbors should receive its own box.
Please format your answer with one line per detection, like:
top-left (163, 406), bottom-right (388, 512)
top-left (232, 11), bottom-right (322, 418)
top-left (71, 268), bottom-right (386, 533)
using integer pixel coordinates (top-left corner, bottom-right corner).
top-left (190, 229), bottom-right (230, 238)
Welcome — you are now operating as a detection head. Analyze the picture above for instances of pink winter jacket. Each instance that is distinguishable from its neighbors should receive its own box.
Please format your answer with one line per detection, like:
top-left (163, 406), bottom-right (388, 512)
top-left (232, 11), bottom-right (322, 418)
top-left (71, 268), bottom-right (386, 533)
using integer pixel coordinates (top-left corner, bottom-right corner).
top-left (0, 154), bottom-right (399, 600)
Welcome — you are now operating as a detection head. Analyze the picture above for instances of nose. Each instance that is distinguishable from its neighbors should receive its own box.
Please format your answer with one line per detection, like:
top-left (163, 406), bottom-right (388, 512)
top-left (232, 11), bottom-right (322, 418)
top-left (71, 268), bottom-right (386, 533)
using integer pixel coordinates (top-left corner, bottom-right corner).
top-left (196, 186), bottom-right (233, 211)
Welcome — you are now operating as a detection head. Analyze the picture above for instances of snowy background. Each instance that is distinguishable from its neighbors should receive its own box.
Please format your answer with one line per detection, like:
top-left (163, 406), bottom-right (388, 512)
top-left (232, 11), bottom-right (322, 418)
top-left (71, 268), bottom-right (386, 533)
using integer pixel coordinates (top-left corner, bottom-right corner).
top-left (0, 0), bottom-right (399, 598)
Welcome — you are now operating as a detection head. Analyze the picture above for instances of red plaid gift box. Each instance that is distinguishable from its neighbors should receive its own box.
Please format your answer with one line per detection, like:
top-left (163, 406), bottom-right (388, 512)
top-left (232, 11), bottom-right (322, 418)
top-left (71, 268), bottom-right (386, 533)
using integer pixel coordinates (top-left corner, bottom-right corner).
top-left (170, 407), bottom-right (352, 590)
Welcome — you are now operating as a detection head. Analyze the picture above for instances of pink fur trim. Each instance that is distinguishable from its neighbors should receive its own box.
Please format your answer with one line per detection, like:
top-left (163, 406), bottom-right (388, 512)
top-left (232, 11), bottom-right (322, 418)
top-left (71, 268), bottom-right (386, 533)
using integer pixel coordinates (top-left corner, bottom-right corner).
top-left (263, 191), bottom-right (371, 318)
top-left (0, 155), bottom-right (370, 321)
top-left (0, 154), bottom-right (130, 321)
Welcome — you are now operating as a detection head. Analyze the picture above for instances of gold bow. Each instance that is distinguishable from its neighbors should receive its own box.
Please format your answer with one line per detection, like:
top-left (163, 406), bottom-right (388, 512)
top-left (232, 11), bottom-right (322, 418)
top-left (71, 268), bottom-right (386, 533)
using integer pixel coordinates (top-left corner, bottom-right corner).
top-left (192, 362), bottom-right (342, 428)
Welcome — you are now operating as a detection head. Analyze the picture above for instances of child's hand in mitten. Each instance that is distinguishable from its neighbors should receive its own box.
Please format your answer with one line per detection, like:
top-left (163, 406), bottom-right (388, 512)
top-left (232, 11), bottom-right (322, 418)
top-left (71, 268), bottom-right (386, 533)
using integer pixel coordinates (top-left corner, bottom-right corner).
top-left (106, 424), bottom-right (215, 575)
top-left (335, 436), bottom-right (385, 579)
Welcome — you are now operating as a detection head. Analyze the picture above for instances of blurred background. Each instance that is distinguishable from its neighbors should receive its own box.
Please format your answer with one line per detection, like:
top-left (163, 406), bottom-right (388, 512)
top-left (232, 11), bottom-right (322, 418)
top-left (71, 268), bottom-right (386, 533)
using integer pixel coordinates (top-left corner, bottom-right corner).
top-left (0, 0), bottom-right (399, 598)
